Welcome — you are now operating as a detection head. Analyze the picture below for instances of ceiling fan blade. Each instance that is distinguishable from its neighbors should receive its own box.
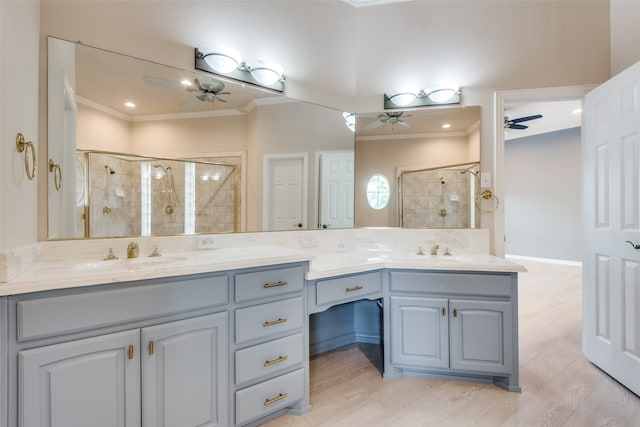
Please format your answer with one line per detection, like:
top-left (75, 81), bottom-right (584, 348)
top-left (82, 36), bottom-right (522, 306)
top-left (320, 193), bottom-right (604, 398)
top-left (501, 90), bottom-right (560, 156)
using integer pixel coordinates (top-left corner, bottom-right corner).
top-left (216, 97), bottom-right (227, 103)
top-left (397, 120), bottom-right (412, 128)
top-left (363, 120), bottom-right (384, 131)
top-left (181, 96), bottom-right (202, 110)
top-left (508, 124), bottom-right (529, 130)
top-left (143, 75), bottom-right (184, 91)
top-left (510, 114), bottom-right (542, 124)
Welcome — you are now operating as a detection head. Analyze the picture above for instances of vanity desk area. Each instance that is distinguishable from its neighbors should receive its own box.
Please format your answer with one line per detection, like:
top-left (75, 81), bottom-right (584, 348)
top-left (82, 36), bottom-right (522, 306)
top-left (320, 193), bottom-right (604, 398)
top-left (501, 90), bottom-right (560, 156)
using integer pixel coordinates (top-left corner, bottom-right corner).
top-left (0, 228), bottom-right (525, 427)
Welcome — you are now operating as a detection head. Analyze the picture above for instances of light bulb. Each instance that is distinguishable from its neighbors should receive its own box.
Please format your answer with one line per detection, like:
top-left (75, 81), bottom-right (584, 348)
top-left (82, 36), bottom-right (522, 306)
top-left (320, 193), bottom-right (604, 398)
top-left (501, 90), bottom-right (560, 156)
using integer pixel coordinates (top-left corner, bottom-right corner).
top-left (250, 59), bottom-right (283, 85)
top-left (204, 46), bottom-right (242, 74)
top-left (389, 92), bottom-right (417, 106)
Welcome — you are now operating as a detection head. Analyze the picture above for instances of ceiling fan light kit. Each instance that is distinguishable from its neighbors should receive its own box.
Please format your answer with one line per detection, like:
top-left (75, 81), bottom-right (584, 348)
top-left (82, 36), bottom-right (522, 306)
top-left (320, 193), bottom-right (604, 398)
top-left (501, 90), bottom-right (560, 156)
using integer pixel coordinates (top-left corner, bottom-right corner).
top-left (384, 86), bottom-right (461, 109)
top-left (195, 47), bottom-right (285, 92)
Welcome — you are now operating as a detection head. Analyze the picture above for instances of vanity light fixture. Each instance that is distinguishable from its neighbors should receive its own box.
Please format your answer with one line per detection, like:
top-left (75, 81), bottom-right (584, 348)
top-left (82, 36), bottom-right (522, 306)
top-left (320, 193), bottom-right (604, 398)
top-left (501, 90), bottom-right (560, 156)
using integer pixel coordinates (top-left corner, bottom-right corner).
top-left (384, 86), bottom-right (461, 109)
top-left (195, 47), bottom-right (285, 92)
top-left (342, 112), bottom-right (356, 132)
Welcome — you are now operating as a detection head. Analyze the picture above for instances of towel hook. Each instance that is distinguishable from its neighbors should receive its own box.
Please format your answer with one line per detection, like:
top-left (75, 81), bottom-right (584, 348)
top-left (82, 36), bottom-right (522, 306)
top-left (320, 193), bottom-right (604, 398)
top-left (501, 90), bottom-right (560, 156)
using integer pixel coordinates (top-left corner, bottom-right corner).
top-left (16, 133), bottom-right (36, 180)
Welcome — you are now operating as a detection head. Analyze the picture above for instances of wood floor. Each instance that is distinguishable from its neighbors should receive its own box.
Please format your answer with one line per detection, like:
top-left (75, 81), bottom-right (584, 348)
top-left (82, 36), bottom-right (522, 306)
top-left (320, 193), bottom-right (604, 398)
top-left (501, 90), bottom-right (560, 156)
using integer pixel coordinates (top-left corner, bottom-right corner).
top-left (263, 259), bottom-right (640, 427)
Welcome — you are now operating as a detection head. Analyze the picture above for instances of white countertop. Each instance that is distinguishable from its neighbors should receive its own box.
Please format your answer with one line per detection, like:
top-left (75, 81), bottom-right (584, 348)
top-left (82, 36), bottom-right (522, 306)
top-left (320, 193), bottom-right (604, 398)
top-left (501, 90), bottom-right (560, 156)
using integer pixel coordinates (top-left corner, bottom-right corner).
top-left (0, 245), bottom-right (526, 297)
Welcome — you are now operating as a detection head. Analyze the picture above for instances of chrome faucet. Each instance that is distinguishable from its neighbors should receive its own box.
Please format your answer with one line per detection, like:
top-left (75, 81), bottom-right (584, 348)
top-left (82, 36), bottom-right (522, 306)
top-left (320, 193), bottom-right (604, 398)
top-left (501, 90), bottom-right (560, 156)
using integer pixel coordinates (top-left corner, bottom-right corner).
top-left (127, 241), bottom-right (139, 258)
top-left (430, 244), bottom-right (439, 256)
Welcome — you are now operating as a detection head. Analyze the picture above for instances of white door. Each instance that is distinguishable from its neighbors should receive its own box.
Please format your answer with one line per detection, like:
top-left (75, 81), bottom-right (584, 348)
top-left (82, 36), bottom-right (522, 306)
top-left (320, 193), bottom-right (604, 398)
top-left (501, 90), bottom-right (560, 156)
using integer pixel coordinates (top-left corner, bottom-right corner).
top-left (319, 152), bottom-right (354, 229)
top-left (266, 157), bottom-right (305, 231)
top-left (583, 60), bottom-right (640, 395)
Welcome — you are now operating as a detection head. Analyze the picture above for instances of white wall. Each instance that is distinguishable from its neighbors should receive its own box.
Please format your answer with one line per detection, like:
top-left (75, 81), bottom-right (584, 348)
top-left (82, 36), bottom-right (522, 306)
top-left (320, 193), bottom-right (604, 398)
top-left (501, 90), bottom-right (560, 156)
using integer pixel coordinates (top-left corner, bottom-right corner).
top-left (504, 127), bottom-right (581, 262)
top-left (610, 0), bottom-right (640, 76)
top-left (1, 0), bottom-right (39, 254)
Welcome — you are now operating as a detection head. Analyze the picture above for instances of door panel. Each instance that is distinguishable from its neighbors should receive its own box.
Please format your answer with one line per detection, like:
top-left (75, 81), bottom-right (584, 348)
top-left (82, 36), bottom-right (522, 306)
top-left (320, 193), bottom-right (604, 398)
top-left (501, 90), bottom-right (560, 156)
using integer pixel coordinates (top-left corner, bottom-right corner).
top-left (19, 330), bottom-right (140, 427)
top-left (267, 157), bottom-right (304, 231)
top-left (142, 312), bottom-right (228, 427)
top-left (584, 60), bottom-right (640, 396)
top-left (319, 152), bottom-right (354, 229)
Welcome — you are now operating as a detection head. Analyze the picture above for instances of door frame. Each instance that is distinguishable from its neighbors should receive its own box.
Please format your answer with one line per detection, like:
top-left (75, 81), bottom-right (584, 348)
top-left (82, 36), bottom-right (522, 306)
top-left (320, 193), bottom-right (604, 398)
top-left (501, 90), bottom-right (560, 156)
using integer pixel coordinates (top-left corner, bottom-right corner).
top-left (263, 153), bottom-right (308, 231)
top-left (493, 84), bottom-right (596, 256)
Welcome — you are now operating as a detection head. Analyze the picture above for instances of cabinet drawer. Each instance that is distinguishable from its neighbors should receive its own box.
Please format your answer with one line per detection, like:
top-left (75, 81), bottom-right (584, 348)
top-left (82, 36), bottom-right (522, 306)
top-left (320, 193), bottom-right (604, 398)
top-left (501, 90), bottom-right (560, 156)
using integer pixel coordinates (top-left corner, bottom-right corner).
top-left (314, 271), bottom-right (382, 310)
top-left (17, 274), bottom-right (229, 342)
top-left (389, 271), bottom-right (512, 297)
top-left (235, 297), bottom-right (304, 344)
top-left (235, 333), bottom-right (304, 385)
top-left (235, 368), bottom-right (305, 426)
top-left (235, 265), bottom-right (304, 303)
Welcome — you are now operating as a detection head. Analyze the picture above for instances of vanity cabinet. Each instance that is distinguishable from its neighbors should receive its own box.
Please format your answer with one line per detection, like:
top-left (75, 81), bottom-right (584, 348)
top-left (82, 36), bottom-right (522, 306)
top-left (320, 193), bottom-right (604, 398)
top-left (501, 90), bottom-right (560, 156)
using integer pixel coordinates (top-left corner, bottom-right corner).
top-left (308, 270), bottom-right (382, 314)
top-left (20, 313), bottom-right (228, 427)
top-left (232, 264), bottom-right (309, 426)
top-left (10, 273), bottom-right (231, 427)
top-left (386, 270), bottom-right (519, 391)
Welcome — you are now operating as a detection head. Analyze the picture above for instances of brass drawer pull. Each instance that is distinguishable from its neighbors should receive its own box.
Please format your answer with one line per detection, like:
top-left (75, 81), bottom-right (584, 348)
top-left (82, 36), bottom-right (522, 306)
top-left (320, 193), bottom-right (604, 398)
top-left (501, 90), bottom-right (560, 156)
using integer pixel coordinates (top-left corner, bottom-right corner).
top-left (453, 308), bottom-right (458, 317)
top-left (264, 355), bottom-right (288, 367)
top-left (128, 345), bottom-right (134, 360)
top-left (264, 281), bottom-right (288, 289)
top-left (263, 318), bottom-right (287, 327)
top-left (346, 285), bottom-right (364, 292)
top-left (264, 392), bottom-right (288, 406)
top-left (149, 341), bottom-right (154, 356)
top-left (442, 307), bottom-right (447, 316)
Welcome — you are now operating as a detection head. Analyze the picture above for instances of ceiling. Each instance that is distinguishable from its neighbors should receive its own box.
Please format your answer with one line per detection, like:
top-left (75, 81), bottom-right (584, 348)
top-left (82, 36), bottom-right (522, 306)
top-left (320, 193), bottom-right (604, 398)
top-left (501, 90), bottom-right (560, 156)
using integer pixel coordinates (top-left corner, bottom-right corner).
top-left (356, 106), bottom-right (480, 139)
top-left (504, 99), bottom-right (582, 141)
top-left (342, 0), bottom-right (413, 7)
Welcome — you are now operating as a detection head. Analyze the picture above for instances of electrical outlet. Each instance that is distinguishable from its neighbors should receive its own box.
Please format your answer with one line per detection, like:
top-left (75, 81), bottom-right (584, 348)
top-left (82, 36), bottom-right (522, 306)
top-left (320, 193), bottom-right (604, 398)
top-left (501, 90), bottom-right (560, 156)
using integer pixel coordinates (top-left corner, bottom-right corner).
top-left (197, 236), bottom-right (217, 249)
top-left (480, 172), bottom-right (492, 188)
top-left (335, 241), bottom-right (347, 253)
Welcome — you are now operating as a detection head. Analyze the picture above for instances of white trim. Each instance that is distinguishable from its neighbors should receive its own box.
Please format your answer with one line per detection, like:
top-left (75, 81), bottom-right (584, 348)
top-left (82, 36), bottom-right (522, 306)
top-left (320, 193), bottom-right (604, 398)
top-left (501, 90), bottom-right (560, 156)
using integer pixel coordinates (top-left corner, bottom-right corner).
top-left (262, 153), bottom-right (309, 231)
top-left (506, 254), bottom-right (582, 268)
top-left (493, 85), bottom-right (596, 256)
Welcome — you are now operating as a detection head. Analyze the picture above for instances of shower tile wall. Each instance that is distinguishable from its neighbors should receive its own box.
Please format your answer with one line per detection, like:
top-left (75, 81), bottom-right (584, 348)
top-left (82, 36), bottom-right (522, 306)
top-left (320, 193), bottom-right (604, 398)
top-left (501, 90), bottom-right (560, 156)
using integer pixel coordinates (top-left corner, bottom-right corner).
top-left (192, 155), bottom-right (241, 234)
top-left (402, 168), bottom-right (475, 228)
top-left (87, 153), bottom-right (141, 238)
top-left (83, 153), bottom-right (240, 238)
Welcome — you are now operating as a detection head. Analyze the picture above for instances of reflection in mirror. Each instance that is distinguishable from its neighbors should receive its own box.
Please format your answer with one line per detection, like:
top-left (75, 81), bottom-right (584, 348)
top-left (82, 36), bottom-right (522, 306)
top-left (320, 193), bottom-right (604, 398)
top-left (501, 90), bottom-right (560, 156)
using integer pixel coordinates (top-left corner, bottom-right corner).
top-left (46, 37), bottom-right (354, 239)
top-left (354, 106), bottom-right (481, 228)
top-left (399, 161), bottom-right (479, 228)
top-left (75, 151), bottom-right (237, 238)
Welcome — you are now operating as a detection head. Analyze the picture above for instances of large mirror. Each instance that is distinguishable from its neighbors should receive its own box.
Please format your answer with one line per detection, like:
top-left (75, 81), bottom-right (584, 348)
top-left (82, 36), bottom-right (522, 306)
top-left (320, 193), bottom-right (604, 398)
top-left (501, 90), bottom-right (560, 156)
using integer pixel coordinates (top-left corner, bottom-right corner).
top-left (354, 106), bottom-right (481, 228)
top-left (47, 37), bottom-right (355, 239)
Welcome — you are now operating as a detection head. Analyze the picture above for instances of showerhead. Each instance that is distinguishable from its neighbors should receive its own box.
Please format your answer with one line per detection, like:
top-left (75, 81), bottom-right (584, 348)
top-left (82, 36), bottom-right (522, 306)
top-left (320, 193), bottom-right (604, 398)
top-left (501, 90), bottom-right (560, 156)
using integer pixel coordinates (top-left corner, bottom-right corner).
top-left (460, 169), bottom-right (478, 177)
top-left (105, 165), bottom-right (115, 175)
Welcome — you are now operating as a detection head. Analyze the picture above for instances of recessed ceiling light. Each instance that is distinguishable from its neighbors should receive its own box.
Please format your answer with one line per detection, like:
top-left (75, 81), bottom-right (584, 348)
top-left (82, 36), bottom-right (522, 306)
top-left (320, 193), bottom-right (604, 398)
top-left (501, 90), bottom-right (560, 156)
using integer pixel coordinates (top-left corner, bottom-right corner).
top-left (442, 123), bottom-right (451, 129)
top-left (181, 80), bottom-right (192, 86)
top-left (124, 101), bottom-right (136, 108)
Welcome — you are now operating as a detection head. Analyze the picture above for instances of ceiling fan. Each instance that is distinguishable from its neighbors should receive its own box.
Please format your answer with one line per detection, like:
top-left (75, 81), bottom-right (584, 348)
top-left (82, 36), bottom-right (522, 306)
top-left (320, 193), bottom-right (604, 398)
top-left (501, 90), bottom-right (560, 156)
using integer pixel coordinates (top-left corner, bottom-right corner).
top-left (504, 114), bottom-right (543, 130)
top-left (143, 76), bottom-right (230, 109)
top-left (363, 111), bottom-right (412, 131)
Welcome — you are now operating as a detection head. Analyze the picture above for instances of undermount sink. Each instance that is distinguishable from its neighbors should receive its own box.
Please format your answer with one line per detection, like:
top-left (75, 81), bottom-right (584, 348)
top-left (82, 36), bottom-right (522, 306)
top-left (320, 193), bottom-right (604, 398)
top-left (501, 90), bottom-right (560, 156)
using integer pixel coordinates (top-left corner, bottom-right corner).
top-left (73, 255), bottom-right (188, 271)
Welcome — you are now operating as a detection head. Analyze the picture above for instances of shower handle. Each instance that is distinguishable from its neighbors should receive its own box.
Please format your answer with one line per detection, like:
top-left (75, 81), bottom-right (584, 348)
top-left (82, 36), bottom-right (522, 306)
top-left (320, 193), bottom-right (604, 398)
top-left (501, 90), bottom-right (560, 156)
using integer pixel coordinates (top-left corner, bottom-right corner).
top-left (626, 241), bottom-right (640, 250)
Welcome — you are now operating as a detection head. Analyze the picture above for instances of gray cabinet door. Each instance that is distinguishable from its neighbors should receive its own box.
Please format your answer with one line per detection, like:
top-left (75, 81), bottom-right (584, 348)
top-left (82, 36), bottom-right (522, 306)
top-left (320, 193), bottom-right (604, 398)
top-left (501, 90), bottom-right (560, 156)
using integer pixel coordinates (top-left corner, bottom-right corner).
top-left (141, 312), bottom-right (229, 427)
top-left (449, 299), bottom-right (512, 374)
top-left (19, 329), bottom-right (141, 427)
top-left (390, 296), bottom-right (449, 369)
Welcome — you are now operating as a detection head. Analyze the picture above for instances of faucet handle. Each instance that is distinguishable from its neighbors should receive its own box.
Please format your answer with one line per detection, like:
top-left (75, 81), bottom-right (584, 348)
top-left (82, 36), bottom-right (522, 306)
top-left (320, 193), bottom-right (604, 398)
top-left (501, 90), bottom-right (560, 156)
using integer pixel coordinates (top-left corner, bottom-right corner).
top-left (104, 248), bottom-right (118, 261)
top-left (149, 245), bottom-right (161, 257)
top-left (430, 244), bottom-right (439, 256)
